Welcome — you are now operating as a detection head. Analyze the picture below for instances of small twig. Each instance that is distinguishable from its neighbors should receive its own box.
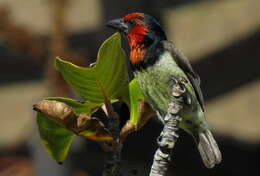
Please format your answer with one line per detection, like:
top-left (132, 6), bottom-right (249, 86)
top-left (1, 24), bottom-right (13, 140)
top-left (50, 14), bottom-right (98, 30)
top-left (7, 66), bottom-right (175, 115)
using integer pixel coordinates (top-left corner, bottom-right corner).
top-left (149, 77), bottom-right (185, 176)
top-left (103, 99), bottom-right (122, 176)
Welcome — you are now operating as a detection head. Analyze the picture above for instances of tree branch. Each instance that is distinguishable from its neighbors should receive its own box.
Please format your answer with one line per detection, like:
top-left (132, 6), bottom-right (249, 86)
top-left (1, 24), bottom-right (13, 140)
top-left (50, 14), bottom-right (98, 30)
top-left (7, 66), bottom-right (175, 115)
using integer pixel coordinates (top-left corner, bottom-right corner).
top-left (149, 111), bottom-right (182, 176)
top-left (149, 77), bottom-right (185, 176)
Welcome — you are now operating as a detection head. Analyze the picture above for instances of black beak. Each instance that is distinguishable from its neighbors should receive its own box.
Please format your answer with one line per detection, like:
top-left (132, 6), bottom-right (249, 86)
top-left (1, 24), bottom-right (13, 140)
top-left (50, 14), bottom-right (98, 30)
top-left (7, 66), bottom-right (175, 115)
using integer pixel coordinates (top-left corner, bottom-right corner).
top-left (106, 18), bottom-right (128, 33)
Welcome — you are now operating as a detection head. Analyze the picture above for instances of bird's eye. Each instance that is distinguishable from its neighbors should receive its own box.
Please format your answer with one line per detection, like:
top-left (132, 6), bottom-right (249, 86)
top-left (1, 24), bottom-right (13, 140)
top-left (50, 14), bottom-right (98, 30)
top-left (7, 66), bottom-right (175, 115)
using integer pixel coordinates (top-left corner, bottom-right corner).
top-left (128, 20), bottom-right (135, 25)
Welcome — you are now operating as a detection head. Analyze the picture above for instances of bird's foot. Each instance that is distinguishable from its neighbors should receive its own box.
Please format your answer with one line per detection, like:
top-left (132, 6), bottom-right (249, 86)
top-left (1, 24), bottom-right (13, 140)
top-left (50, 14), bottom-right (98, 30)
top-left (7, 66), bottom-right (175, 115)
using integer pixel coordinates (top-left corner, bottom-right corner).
top-left (170, 76), bottom-right (187, 97)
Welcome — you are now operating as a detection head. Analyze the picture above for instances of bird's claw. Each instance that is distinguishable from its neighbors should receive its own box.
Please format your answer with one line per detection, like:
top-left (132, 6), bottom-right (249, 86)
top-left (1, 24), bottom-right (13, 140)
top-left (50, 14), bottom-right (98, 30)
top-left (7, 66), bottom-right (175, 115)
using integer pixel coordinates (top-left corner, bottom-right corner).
top-left (170, 76), bottom-right (187, 97)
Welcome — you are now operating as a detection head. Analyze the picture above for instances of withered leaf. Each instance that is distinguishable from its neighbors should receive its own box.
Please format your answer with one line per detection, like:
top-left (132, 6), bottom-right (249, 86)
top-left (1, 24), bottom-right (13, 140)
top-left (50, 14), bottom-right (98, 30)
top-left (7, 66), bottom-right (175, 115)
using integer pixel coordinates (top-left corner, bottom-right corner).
top-left (33, 100), bottom-right (112, 141)
top-left (120, 100), bottom-right (155, 142)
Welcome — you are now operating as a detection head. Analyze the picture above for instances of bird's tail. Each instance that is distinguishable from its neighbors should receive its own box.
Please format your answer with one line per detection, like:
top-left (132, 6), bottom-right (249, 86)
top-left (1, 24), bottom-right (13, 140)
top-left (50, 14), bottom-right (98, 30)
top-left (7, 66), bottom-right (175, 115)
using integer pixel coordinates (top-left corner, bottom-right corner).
top-left (197, 129), bottom-right (222, 168)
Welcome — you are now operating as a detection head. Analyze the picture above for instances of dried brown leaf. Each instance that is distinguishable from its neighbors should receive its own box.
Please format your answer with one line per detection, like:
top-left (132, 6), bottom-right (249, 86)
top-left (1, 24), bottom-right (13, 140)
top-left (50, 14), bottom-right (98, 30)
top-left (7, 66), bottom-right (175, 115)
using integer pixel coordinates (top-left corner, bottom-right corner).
top-left (119, 100), bottom-right (155, 143)
top-left (33, 100), bottom-right (113, 141)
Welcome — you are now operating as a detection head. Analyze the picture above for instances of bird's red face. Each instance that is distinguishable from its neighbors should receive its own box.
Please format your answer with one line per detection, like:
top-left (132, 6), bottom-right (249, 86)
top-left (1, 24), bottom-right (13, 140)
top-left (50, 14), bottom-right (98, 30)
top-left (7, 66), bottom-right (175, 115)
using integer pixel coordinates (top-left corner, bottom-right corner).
top-left (123, 13), bottom-right (149, 64)
top-left (107, 13), bottom-right (149, 64)
top-left (107, 13), bottom-right (166, 64)
top-left (122, 13), bottom-right (149, 48)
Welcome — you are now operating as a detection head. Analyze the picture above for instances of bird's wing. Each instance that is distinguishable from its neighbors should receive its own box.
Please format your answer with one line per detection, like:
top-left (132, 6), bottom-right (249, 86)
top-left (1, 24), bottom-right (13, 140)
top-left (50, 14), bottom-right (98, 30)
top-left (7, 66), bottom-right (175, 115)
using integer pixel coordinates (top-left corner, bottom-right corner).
top-left (161, 40), bottom-right (205, 111)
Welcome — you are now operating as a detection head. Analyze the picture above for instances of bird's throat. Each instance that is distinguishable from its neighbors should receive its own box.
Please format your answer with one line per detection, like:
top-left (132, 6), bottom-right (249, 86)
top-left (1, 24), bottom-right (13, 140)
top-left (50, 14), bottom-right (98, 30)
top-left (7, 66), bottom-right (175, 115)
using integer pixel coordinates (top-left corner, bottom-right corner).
top-left (127, 31), bottom-right (148, 65)
top-left (130, 45), bottom-right (146, 64)
top-left (129, 39), bottom-right (161, 71)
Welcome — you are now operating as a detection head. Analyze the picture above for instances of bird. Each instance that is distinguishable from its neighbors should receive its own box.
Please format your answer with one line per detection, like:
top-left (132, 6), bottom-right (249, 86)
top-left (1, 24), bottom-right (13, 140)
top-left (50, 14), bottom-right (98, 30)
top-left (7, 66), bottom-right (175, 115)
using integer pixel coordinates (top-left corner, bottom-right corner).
top-left (106, 12), bottom-right (221, 168)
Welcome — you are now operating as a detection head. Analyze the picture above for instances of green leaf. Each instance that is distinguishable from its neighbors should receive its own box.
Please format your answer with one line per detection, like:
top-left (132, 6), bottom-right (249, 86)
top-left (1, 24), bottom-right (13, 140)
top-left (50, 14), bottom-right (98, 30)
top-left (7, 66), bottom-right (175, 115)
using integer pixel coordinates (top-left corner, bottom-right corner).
top-left (37, 112), bottom-right (74, 163)
top-left (122, 79), bottom-right (145, 124)
top-left (55, 33), bottom-right (128, 104)
top-left (55, 32), bottom-right (145, 124)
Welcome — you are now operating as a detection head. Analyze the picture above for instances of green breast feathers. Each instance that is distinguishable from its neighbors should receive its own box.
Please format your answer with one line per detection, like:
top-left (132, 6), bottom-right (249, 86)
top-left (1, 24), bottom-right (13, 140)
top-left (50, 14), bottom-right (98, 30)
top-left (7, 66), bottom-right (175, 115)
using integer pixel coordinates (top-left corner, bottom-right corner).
top-left (134, 51), bottom-right (207, 132)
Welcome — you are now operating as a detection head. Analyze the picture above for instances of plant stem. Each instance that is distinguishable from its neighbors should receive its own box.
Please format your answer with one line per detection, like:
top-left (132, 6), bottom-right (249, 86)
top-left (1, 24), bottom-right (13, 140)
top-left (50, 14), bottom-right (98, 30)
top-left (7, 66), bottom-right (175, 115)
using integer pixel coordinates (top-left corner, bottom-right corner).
top-left (103, 142), bottom-right (122, 176)
top-left (103, 100), bottom-right (122, 176)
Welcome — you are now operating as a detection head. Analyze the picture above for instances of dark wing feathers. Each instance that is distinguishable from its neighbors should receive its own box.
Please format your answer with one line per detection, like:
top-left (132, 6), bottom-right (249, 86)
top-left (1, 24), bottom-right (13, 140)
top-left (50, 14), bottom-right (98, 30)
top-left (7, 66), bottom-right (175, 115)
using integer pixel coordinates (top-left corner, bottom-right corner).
top-left (161, 40), bottom-right (205, 111)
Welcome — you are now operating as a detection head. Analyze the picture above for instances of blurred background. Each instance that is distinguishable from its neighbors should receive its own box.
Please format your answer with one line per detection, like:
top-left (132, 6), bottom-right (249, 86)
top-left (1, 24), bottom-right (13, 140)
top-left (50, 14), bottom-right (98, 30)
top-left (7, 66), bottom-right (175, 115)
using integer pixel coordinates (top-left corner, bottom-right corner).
top-left (0, 0), bottom-right (259, 175)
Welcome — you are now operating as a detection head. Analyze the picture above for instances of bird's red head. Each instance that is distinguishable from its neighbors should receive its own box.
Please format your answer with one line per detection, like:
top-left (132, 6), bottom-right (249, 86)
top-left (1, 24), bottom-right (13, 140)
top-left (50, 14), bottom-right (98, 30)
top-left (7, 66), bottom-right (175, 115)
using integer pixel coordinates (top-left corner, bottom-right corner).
top-left (122, 13), bottom-right (148, 48)
top-left (107, 13), bottom-right (167, 65)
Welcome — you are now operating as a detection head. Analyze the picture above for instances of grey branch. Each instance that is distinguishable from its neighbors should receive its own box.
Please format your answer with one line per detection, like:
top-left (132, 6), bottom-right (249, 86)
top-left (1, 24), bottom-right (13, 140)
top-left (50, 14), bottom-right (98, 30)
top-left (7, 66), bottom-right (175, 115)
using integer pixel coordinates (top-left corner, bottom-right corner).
top-left (102, 100), bottom-right (122, 176)
top-left (149, 77), bottom-right (185, 176)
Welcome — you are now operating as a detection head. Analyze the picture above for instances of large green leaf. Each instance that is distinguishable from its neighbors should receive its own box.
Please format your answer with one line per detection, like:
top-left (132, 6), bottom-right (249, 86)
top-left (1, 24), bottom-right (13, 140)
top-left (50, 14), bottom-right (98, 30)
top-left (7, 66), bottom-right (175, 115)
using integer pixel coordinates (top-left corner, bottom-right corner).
top-left (55, 32), bottom-right (145, 124)
top-left (37, 112), bottom-right (74, 163)
top-left (55, 33), bottom-right (129, 104)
